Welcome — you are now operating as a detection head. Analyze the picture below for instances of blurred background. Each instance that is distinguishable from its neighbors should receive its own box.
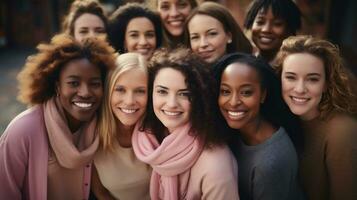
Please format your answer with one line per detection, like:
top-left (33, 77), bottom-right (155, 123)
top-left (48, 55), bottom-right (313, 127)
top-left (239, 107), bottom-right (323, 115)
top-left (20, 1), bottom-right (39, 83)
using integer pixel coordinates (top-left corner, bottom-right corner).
top-left (0, 0), bottom-right (356, 133)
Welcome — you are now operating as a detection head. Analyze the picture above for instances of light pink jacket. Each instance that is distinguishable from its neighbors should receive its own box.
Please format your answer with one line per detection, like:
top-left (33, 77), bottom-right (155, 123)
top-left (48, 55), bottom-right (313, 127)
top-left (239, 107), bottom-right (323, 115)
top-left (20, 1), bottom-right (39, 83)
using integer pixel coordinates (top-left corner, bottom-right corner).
top-left (0, 106), bottom-right (92, 200)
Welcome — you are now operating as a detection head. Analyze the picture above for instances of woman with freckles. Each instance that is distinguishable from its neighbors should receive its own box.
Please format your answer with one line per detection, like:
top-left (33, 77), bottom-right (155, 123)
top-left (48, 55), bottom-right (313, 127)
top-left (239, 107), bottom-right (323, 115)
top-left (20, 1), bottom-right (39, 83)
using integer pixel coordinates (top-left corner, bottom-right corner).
top-left (132, 48), bottom-right (239, 200)
top-left (275, 35), bottom-right (357, 200)
top-left (91, 53), bottom-right (151, 200)
top-left (213, 53), bottom-right (303, 200)
top-left (0, 34), bottom-right (116, 199)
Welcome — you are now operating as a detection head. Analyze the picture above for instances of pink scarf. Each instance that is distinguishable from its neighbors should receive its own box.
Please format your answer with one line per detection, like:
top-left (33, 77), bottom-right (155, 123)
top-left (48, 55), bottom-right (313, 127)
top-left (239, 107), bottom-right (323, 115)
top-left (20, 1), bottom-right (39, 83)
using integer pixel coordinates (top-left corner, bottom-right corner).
top-left (43, 97), bottom-right (99, 169)
top-left (132, 123), bottom-right (203, 200)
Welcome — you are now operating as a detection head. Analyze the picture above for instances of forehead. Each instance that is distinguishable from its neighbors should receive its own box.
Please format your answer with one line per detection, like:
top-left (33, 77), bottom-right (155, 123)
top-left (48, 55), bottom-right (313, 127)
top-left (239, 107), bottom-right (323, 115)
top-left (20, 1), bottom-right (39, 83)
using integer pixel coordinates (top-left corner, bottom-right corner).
top-left (189, 14), bottom-right (223, 31)
top-left (221, 62), bottom-right (260, 84)
top-left (115, 68), bottom-right (147, 86)
top-left (158, 0), bottom-right (188, 4)
top-left (256, 6), bottom-right (283, 20)
top-left (154, 67), bottom-right (186, 88)
top-left (74, 13), bottom-right (105, 28)
top-left (60, 58), bottom-right (100, 77)
top-left (282, 53), bottom-right (325, 75)
top-left (126, 17), bottom-right (155, 30)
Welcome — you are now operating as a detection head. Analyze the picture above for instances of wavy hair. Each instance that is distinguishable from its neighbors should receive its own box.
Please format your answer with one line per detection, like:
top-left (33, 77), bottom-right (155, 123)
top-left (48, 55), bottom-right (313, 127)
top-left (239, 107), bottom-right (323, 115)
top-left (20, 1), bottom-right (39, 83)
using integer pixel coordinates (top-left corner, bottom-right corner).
top-left (275, 35), bottom-right (357, 119)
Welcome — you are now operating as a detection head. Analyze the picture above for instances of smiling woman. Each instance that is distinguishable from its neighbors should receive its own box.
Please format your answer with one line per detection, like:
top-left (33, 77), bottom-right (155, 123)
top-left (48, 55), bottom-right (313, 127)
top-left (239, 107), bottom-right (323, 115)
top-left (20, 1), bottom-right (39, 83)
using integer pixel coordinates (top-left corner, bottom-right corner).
top-left (0, 33), bottom-right (116, 199)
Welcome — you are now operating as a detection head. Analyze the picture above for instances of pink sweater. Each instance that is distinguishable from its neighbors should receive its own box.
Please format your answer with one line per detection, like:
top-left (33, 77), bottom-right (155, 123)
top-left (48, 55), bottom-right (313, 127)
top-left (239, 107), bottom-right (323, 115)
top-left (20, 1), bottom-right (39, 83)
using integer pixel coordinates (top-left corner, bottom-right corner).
top-left (0, 106), bottom-right (92, 200)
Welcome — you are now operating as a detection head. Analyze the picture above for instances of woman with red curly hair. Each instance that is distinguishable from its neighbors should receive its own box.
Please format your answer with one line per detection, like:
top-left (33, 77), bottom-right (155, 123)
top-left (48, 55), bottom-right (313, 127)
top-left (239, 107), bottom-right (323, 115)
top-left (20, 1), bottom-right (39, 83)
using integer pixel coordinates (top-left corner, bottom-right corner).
top-left (0, 34), bottom-right (116, 199)
top-left (275, 35), bottom-right (357, 200)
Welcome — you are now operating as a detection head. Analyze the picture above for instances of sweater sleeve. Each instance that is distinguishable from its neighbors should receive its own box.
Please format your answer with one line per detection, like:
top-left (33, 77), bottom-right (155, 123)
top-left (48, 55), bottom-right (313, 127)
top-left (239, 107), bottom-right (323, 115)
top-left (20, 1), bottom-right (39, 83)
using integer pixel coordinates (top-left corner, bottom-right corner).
top-left (325, 116), bottom-right (357, 200)
top-left (199, 146), bottom-right (239, 200)
top-left (0, 119), bottom-right (29, 200)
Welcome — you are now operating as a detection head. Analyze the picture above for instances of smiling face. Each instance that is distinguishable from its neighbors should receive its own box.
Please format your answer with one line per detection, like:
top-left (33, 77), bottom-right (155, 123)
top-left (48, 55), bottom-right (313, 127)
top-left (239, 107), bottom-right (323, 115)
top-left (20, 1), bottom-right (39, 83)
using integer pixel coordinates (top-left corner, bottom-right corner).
top-left (74, 13), bottom-right (106, 42)
top-left (251, 6), bottom-right (289, 53)
top-left (153, 68), bottom-right (191, 132)
top-left (188, 14), bottom-right (232, 63)
top-left (111, 68), bottom-right (148, 128)
top-left (124, 17), bottom-right (157, 60)
top-left (218, 63), bottom-right (265, 131)
top-left (281, 53), bottom-right (326, 120)
top-left (158, 0), bottom-right (192, 37)
top-left (57, 58), bottom-right (103, 128)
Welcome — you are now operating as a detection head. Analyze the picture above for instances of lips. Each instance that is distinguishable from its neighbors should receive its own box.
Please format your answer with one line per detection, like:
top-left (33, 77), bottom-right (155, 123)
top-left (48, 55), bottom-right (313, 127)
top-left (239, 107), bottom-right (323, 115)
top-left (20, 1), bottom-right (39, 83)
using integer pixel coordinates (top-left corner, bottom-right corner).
top-left (120, 107), bottom-right (139, 114)
top-left (198, 50), bottom-right (214, 59)
top-left (290, 96), bottom-right (310, 105)
top-left (162, 110), bottom-right (181, 116)
top-left (226, 110), bottom-right (246, 120)
top-left (136, 48), bottom-right (151, 55)
top-left (167, 19), bottom-right (184, 27)
top-left (73, 102), bottom-right (93, 109)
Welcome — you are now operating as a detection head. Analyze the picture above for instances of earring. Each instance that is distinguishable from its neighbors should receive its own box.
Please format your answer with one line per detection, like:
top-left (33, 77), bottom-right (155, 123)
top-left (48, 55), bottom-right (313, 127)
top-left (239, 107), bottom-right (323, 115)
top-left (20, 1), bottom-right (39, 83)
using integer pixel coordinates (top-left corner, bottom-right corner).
top-left (227, 39), bottom-right (232, 44)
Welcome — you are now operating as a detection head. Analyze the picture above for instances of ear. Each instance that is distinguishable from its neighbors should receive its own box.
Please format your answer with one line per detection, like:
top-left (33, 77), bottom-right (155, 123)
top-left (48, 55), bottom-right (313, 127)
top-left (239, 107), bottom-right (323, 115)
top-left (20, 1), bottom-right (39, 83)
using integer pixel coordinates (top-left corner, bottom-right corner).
top-left (260, 89), bottom-right (267, 104)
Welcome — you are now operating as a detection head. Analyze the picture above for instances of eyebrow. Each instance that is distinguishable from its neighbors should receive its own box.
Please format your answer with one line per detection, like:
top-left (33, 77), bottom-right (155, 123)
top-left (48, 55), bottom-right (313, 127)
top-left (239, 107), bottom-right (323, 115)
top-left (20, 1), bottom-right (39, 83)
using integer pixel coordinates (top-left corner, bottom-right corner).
top-left (221, 83), bottom-right (253, 88)
top-left (155, 85), bottom-right (189, 92)
top-left (284, 72), bottom-right (322, 76)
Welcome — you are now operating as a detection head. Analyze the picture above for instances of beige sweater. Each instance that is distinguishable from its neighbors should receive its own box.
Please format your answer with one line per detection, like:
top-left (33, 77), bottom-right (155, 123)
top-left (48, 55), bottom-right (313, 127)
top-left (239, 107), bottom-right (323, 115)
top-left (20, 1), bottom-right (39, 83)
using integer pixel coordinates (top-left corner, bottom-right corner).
top-left (94, 143), bottom-right (151, 200)
top-left (300, 113), bottom-right (357, 200)
top-left (185, 144), bottom-right (239, 200)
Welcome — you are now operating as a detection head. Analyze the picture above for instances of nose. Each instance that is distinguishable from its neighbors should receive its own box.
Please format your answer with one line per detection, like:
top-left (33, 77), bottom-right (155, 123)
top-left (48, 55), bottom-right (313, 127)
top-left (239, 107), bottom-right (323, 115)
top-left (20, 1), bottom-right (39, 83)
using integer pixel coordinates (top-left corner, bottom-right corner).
top-left (169, 5), bottom-right (180, 17)
top-left (228, 92), bottom-right (241, 106)
top-left (294, 80), bottom-right (307, 93)
top-left (261, 22), bottom-right (272, 32)
top-left (78, 84), bottom-right (91, 98)
top-left (123, 92), bottom-right (135, 105)
top-left (199, 37), bottom-right (208, 48)
top-left (138, 35), bottom-right (148, 45)
top-left (166, 94), bottom-right (178, 108)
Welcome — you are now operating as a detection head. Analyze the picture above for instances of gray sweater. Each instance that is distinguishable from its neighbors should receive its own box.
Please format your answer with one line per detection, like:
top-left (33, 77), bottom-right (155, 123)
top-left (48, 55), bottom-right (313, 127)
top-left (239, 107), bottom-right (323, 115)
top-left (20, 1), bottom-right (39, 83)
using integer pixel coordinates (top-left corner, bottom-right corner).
top-left (232, 127), bottom-right (303, 200)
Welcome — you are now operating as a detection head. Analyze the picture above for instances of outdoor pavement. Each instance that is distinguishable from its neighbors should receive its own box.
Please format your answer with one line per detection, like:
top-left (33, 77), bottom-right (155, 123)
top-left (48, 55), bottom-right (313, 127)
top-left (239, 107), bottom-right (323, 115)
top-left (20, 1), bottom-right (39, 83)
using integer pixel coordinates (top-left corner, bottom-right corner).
top-left (0, 47), bottom-right (35, 134)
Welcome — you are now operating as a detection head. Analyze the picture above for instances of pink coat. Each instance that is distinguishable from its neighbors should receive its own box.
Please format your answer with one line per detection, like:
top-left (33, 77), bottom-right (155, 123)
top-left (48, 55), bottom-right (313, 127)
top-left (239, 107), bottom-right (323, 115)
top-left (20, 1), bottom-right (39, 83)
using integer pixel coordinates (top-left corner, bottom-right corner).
top-left (0, 106), bottom-right (92, 200)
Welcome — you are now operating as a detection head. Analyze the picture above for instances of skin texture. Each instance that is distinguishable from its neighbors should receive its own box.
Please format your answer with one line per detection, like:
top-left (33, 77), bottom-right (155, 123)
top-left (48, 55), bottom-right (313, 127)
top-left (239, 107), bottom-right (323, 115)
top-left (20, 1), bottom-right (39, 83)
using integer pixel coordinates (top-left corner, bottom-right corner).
top-left (74, 13), bottom-right (106, 42)
top-left (188, 14), bottom-right (232, 64)
top-left (158, 0), bottom-right (192, 37)
top-left (124, 17), bottom-right (157, 60)
top-left (111, 68), bottom-right (148, 129)
top-left (56, 58), bottom-right (103, 132)
top-left (251, 6), bottom-right (289, 60)
top-left (153, 68), bottom-right (191, 133)
top-left (281, 53), bottom-right (326, 120)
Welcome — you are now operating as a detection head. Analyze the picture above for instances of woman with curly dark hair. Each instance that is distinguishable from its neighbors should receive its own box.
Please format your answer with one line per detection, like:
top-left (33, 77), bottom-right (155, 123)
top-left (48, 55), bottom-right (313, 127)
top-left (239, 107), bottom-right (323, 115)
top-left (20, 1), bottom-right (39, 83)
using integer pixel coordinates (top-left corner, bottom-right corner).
top-left (108, 3), bottom-right (162, 60)
top-left (275, 35), bottom-right (357, 200)
top-left (62, 0), bottom-right (108, 42)
top-left (0, 34), bottom-right (116, 199)
top-left (132, 48), bottom-right (239, 199)
top-left (213, 52), bottom-right (303, 200)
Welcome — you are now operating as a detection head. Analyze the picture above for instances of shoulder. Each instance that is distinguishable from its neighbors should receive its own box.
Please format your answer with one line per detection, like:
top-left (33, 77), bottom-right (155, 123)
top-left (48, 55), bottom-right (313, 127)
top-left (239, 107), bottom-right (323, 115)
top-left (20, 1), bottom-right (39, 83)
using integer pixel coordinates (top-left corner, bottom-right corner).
top-left (192, 144), bottom-right (237, 177)
top-left (1, 106), bottom-right (45, 143)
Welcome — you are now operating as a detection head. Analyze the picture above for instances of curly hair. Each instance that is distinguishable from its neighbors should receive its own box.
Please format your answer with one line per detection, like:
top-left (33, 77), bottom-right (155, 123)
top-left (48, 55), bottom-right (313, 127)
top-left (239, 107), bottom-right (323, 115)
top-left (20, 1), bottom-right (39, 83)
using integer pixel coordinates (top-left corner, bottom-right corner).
top-left (17, 33), bottom-right (116, 106)
top-left (244, 0), bottom-right (301, 35)
top-left (184, 2), bottom-right (252, 55)
top-left (275, 35), bottom-right (357, 119)
top-left (142, 47), bottom-right (224, 147)
top-left (108, 2), bottom-right (162, 53)
top-left (98, 53), bottom-right (148, 151)
top-left (62, 0), bottom-right (108, 36)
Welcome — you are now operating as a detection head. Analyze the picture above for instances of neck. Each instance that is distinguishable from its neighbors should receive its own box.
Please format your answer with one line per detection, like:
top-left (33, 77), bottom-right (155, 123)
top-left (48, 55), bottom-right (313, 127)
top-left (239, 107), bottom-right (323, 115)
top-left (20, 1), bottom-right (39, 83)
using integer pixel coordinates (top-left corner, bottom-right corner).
top-left (64, 111), bottom-right (82, 133)
top-left (239, 117), bottom-right (275, 146)
top-left (259, 49), bottom-right (278, 64)
top-left (116, 121), bottom-right (134, 148)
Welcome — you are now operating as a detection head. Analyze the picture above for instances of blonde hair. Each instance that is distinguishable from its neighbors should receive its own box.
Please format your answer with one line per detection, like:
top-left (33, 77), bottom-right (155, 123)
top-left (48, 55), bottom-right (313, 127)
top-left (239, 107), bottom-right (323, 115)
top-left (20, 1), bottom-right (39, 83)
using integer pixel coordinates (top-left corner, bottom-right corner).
top-left (98, 53), bottom-right (148, 151)
top-left (275, 35), bottom-right (357, 119)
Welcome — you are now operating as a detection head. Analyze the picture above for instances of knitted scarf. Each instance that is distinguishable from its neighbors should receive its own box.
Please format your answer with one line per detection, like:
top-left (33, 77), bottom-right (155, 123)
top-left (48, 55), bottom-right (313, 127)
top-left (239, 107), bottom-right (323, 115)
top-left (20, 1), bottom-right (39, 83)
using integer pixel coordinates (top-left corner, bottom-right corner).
top-left (132, 123), bottom-right (203, 200)
top-left (43, 96), bottom-right (99, 169)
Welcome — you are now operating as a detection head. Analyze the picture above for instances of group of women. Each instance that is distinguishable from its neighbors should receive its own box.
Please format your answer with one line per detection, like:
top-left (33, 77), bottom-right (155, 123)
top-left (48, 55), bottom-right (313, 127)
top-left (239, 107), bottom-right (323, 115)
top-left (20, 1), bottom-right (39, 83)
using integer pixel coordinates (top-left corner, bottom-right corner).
top-left (0, 0), bottom-right (356, 200)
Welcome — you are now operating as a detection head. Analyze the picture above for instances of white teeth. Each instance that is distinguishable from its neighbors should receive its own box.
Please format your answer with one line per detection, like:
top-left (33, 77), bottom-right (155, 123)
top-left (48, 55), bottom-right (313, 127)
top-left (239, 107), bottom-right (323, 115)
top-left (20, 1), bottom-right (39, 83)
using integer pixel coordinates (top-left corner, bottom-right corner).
top-left (74, 102), bottom-right (92, 108)
top-left (292, 97), bottom-right (308, 103)
top-left (121, 108), bottom-right (137, 114)
top-left (260, 37), bottom-right (273, 43)
top-left (163, 110), bottom-right (180, 116)
top-left (228, 111), bottom-right (244, 116)
top-left (168, 20), bottom-right (182, 26)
